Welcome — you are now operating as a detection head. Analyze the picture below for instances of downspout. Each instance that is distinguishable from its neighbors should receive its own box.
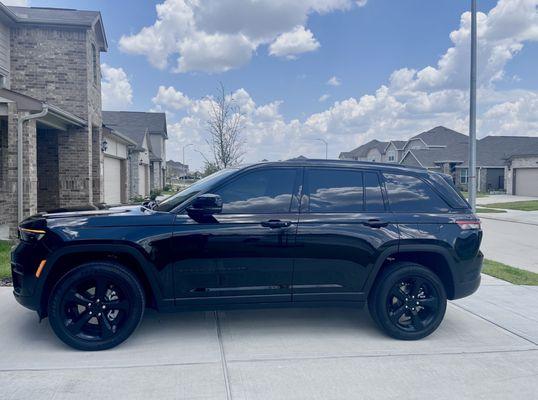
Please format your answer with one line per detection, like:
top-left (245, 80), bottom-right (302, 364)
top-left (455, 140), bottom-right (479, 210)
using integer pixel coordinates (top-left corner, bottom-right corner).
top-left (17, 104), bottom-right (49, 223)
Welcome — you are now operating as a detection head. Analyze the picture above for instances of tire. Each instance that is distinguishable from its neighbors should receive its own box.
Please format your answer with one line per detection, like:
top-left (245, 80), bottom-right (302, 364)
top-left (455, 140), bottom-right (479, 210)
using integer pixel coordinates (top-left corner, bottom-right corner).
top-left (48, 261), bottom-right (145, 351)
top-left (368, 262), bottom-right (447, 340)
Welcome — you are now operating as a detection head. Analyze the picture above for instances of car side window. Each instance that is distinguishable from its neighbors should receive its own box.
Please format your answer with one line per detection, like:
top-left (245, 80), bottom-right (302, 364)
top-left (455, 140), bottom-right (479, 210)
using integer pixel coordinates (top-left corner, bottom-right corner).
top-left (383, 173), bottom-right (449, 212)
top-left (306, 168), bottom-right (364, 212)
top-left (214, 168), bottom-right (298, 214)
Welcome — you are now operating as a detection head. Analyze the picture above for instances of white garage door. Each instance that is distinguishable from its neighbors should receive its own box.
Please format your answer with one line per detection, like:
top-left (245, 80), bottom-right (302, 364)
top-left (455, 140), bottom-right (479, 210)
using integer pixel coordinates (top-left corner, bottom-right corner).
top-left (138, 165), bottom-right (147, 197)
top-left (515, 168), bottom-right (538, 197)
top-left (104, 156), bottom-right (122, 205)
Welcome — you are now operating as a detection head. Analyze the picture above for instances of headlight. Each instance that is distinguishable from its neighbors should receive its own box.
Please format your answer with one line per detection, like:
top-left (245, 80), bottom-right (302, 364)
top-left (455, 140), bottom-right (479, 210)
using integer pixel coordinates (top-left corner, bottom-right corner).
top-left (19, 227), bottom-right (46, 242)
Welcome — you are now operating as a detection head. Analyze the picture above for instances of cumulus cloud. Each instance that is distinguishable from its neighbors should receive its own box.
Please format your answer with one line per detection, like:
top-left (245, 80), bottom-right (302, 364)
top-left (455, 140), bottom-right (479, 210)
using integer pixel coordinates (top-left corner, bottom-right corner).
top-left (162, 0), bottom-right (538, 169)
top-left (152, 85), bottom-right (191, 110)
top-left (269, 26), bottom-right (320, 59)
top-left (327, 76), bottom-right (342, 86)
top-left (101, 64), bottom-right (133, 110)
top-left (119, 0), bottom-right (365, 73)
top-left (319, 94), bottom-right (331, 102)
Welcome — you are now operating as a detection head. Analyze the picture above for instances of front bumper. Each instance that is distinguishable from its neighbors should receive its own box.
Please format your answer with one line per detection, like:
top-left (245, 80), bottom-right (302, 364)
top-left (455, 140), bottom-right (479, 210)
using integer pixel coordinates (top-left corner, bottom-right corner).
top-left (11, 240), bottom-right (49, 312)
top-left (451, 250), bottom-right (483, 300)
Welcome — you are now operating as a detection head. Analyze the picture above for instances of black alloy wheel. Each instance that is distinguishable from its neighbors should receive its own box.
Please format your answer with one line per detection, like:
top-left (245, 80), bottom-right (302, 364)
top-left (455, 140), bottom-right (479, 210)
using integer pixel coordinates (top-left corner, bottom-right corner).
top-left (369, 262), bottom-right (447, 340)
top-left (48, 262), bottom-right (145, 351)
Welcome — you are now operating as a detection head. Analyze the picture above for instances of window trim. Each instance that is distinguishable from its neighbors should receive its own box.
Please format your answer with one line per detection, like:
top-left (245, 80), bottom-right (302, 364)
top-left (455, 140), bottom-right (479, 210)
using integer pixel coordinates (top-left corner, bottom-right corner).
top-left (460, 168), bottom-right (469, 184)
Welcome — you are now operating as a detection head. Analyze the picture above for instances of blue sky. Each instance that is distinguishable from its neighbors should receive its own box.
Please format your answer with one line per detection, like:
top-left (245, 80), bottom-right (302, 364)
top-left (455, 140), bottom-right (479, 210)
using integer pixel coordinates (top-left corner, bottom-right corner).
top-left (11, 0), bottom-right (538, 168)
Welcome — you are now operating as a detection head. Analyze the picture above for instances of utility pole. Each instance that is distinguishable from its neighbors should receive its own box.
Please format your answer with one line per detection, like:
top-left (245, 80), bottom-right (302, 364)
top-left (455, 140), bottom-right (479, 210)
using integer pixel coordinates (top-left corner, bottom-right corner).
top-left (468, 0), bottom-right (477, 211)
top-left (315, 138), bottom-right (328, 159)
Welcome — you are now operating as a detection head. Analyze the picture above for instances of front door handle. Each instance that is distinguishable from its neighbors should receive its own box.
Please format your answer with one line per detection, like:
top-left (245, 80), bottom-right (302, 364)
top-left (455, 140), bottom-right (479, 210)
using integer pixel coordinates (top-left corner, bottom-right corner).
top-left (261, 220), bottom-right (292, 229)
top-left (364, 218), bottom-right (389, 228)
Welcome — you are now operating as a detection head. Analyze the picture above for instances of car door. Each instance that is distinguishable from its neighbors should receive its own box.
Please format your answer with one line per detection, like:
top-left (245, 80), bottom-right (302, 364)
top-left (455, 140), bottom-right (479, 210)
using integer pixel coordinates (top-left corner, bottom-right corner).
top-left (172, 166), bottom-right (301, 306)
top-left (293, 167), bottom-right (399, 302)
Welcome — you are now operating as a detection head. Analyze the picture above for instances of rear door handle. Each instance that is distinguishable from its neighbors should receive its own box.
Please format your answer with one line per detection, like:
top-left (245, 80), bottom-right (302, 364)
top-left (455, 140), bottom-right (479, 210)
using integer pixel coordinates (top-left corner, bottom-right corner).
top-left (364, 218), bottom-right (389, 228)
top-left (261, 220), bottom-right (292, 229)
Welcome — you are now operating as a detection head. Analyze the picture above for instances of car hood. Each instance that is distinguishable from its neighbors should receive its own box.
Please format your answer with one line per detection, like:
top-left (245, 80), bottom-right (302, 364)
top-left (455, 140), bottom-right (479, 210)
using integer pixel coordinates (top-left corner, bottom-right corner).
top-left (21, 205), bottom-right (176, 230)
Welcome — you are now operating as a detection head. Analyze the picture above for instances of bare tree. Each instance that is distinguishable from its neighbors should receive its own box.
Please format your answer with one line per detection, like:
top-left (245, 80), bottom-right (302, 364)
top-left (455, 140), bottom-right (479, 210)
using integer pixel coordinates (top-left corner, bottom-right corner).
top-left (205, 83), bottom-right (245, 169)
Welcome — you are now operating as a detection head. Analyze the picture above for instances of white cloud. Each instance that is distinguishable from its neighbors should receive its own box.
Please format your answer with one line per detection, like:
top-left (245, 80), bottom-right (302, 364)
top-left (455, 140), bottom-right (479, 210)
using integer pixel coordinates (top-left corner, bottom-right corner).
top-left (319, 94), bottom-right (331, 102)
top-left (119, 0), bottom-right (365, 73)
top-left (152, 85), bottom-right (191, 110)
top-left (2, 0), bottom-right (28, 5)
top-left (101, 64), bottom-right (133, 110)
top-left (327, 76), bottom-right (341, 86)
top-left (269, 26), bottom-right (320, 59)
top-left (162, 0), bottom-right (538, 169)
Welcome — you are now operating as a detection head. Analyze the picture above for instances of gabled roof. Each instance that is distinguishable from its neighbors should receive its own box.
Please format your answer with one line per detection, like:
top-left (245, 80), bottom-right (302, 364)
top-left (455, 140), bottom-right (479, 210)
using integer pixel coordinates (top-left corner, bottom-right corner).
top-left (102, 111), bottom-right (168, 148)
top-left (410, 126), bottom-right (468, 147)
top-left (1, 5), bottom-right (107, 51)
top-left (339, 139), bottom-right (389, 159)
top-left (384, 140), bottom-right (406, 152)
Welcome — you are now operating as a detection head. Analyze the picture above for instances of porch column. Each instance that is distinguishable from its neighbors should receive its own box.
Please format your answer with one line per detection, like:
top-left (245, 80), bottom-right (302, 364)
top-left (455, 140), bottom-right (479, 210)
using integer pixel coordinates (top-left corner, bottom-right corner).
top-left (57, 126), bottom-right (93, 207)
top-left (91, 126), bottom-right (104, 205)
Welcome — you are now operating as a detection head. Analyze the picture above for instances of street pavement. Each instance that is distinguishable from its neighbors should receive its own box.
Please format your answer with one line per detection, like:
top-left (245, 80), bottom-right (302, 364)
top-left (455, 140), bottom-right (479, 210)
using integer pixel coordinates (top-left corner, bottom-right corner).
top-left (0, 274), bottom-right (537, 400)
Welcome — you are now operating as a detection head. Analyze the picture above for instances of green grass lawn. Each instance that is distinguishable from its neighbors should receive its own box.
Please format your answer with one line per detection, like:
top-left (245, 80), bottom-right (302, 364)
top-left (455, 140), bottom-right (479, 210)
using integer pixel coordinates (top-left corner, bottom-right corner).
top-left (482, 200), bottom-right (538, 211)
top-left (476, 207), bottom-right (507, 213)
top-left (483, 259), bottom-right (538, 285)
top-left (0, 241), bottom-right (11, 280)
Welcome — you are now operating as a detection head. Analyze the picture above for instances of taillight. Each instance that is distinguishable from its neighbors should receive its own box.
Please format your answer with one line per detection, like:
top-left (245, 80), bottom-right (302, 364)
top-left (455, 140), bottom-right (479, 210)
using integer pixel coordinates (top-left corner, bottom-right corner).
top-left (456, 220), bottom-right (481, 230)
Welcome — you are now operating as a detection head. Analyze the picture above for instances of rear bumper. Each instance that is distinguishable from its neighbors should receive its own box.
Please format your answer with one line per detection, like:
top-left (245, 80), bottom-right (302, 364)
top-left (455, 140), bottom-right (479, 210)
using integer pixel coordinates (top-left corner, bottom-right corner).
top-left (451, 250), bottom-right (483, 300)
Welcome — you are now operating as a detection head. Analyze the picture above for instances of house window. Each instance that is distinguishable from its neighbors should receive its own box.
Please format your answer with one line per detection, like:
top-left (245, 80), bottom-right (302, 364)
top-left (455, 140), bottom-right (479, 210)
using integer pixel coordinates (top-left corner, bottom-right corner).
top-left (460, 168), bottom-right (468, 184)
top-left (92, 44), bottom-right (98, 85)
top-left (387, 150), bottom-right (396, 162)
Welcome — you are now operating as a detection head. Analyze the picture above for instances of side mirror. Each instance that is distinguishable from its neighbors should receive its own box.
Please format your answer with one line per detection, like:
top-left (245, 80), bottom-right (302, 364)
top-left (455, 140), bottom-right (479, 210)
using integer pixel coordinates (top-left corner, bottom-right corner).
top-left (187, 194), bottom-right (223, 217)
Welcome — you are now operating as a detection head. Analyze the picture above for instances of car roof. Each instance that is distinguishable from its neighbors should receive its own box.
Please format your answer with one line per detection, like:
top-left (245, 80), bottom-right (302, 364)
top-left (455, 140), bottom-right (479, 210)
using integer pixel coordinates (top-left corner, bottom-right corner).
top-left (243, 159), bottom-right (429, 174)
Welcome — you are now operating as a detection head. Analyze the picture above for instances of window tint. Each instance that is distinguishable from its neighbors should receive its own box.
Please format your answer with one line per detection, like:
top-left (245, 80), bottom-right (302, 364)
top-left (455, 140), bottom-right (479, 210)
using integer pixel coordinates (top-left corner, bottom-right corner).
top-left (307, 169), bottom-right (363, 212)
top-left (215, 169), bottom-right (297, 214)
top-left (383, 173), bottom-right (449, 212)
top-left (364, 172), bottom-right (385, 212)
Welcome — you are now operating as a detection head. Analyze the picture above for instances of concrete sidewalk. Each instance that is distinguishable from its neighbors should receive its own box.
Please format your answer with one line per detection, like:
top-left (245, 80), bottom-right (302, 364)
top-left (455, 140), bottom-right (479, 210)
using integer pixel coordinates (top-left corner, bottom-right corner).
top-left (0, 275), bottom-right (537, 400)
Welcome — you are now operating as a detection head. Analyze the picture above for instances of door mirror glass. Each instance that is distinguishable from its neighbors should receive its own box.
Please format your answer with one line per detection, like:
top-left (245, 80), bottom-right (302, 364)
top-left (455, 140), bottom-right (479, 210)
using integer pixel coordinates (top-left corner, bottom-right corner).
top-left (187, 194), bottom-right (223, 217)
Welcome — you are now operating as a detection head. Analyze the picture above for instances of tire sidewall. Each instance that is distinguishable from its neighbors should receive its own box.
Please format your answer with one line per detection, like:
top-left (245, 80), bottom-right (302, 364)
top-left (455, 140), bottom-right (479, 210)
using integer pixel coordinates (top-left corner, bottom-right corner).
top-left (372, 263), bottom-right (447, 340)
top-left (48, 261), bottom-right (145, 351)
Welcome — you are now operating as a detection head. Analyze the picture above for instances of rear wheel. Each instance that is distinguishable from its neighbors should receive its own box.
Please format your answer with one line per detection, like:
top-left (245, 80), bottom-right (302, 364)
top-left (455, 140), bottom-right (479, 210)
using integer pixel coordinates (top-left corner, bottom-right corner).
top-left (369, 262), bottom-right (447, 340)
top-left (48, 261), bottom-right (145, 351)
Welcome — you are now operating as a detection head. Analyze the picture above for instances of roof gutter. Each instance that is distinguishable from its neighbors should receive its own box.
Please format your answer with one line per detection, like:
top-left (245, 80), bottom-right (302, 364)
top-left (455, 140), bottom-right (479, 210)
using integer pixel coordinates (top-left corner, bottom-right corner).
top-left (18, 104), bottom-right (49, 223)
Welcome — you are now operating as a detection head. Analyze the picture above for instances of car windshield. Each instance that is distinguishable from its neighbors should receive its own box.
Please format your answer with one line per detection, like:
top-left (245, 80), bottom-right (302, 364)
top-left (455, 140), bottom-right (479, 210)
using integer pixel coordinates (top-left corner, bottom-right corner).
top-left (154, 168), bottom-right (237, 212)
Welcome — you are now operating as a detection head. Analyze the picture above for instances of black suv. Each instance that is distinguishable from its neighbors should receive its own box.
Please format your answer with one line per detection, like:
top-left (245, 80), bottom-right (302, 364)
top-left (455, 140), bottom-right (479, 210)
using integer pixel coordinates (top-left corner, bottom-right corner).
top-left (12, 160), bottom-right (483, 350)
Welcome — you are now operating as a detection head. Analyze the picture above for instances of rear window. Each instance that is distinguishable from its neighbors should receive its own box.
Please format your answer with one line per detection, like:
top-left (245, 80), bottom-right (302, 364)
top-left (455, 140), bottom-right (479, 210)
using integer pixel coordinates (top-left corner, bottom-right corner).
top-left (383, 173), bottom-right (450, 213)
top-left (429, 173), bottom-right (470, 209)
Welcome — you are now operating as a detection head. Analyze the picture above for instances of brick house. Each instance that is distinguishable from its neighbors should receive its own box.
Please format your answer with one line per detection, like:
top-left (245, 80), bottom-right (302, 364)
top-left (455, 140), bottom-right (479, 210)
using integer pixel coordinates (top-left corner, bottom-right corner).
top-left (0, 4), bottom-right (110, 239)
top-left (339, 126), bottom-right (538, 196)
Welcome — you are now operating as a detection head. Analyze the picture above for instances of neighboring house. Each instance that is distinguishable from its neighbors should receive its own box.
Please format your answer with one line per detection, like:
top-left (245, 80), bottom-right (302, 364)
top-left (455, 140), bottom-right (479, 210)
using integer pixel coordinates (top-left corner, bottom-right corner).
top-left (102, 111), bottom-right (168, 198)
top-left (166, 160), bottom-right (189, 184)
top-left (0, 4), bottom-right (108, 238)
top-left (102, 125), bottom-right (137, 205)
top-left (339, 126), bottom-right (538, 196)
top-left (339, 140), bottom-right (388, 162)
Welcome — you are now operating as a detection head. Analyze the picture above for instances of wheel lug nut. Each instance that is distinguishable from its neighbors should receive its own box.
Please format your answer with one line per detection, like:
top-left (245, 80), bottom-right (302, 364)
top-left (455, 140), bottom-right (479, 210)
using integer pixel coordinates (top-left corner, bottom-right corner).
top-left (96, 299), bottom-right (100, 303)
top-left (89, 311), bottom-right (93, 315)
top-left (102, 305), bottom-right (106, 309)
top-left (88, 303), bottom-right (92, 307)
top-left (416, 302), bottom-right (419, 305)
top-left (98, 313), bottom-right (101, 317)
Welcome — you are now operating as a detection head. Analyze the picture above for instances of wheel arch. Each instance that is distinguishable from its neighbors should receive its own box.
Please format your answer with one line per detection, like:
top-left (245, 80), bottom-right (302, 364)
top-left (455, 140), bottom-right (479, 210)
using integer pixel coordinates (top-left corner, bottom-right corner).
top-left (364, 245), bottom-right (456, 300)
top-left (37, 244), bottom-right (164, 318)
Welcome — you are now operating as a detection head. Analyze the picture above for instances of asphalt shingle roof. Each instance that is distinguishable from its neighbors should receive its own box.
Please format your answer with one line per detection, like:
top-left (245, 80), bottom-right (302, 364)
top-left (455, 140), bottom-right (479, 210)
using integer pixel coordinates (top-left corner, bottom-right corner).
top-left (410, 126), bottom-right (468, 147)
top-left (102, 111), bottom-right (168, 147)
top-left (7, 6), bottom-right (100, 25)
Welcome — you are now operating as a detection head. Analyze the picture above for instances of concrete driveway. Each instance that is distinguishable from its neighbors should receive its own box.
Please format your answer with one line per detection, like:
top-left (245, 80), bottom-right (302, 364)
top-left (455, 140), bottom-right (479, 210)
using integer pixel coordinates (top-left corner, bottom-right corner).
top-left (0, 275), bottom-right (537, 400)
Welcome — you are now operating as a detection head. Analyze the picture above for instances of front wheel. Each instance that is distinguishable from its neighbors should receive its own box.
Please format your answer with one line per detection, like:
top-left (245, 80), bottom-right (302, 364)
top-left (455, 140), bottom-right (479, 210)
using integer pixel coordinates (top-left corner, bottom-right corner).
top-left (48, 261), bottom-right (145, 351)
top-left (369, 262), bottom-right (447, 340)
